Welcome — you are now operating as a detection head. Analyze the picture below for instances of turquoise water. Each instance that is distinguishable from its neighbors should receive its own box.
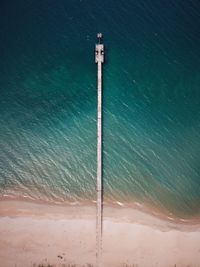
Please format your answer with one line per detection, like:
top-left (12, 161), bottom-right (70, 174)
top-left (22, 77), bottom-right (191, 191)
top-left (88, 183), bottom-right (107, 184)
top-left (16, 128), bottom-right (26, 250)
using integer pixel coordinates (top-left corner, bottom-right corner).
top-left (1, 0), bottom-right (200, 217)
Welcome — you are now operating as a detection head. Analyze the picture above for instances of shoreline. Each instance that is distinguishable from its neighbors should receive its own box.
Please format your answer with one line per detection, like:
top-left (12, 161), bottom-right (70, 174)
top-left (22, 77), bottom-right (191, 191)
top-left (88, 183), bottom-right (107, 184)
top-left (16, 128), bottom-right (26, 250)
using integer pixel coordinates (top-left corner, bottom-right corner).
top-left (0, 200), bottom-right (200, 266)
top-left (0, 199), bottom-right (200, 232)
top-left (1, 195), bottom-right (200, 226)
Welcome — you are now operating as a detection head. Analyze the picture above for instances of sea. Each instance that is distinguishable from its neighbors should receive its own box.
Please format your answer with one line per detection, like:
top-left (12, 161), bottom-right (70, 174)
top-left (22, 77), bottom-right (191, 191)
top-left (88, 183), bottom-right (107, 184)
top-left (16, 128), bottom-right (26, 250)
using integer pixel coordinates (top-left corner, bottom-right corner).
top-left (0, 0), bottom-right (200, 218)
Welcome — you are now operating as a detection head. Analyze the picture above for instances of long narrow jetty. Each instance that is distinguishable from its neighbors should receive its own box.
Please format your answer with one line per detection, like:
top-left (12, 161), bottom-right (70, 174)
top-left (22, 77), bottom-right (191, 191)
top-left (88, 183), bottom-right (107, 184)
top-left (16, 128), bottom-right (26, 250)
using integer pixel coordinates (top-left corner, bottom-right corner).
top-left (95, 33), bottom-right (104, 267)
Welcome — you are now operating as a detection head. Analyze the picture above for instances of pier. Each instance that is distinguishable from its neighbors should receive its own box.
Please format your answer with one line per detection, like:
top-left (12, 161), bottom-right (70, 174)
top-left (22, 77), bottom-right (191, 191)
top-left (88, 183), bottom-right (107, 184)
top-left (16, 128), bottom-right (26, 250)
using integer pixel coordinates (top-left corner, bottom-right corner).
top-left (95, 33), bottom-right (104, 267)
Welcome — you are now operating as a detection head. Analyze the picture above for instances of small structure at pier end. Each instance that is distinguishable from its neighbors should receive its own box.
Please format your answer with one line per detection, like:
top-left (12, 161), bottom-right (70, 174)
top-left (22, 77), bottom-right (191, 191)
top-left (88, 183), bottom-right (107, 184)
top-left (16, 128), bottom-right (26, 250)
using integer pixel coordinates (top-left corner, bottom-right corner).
top-left (96, 34), bottom-right (104, 63)
top-left (95, 33), bottom-right (104, 267)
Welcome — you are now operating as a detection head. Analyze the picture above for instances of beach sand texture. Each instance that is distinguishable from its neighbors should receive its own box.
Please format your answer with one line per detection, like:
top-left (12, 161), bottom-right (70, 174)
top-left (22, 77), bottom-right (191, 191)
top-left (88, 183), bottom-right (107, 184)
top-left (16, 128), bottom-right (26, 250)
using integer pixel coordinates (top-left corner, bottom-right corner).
top-left (0, 200), bottom-right (200, 267)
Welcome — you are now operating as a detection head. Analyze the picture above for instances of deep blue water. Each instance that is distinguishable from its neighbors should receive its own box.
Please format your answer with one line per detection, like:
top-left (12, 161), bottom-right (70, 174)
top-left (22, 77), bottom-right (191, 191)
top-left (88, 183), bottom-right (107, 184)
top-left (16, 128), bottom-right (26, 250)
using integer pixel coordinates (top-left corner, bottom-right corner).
top-left (1, 0), bottom-right (200, 217)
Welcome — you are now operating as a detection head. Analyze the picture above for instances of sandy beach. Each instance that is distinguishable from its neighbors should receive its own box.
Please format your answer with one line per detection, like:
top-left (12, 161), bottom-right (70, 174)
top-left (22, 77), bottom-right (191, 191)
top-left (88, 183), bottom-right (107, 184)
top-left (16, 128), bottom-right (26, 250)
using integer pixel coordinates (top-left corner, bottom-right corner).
top-left (0, 200), bottom-right (200, 267)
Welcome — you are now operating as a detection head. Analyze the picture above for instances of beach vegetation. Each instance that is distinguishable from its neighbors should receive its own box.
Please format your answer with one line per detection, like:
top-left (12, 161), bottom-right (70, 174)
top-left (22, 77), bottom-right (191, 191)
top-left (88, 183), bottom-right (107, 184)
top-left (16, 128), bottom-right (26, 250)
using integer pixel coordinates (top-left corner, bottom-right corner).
top-left (35, 264), bottom-right (94, 267)
top-left (33, 264), bottom-right (197, 267)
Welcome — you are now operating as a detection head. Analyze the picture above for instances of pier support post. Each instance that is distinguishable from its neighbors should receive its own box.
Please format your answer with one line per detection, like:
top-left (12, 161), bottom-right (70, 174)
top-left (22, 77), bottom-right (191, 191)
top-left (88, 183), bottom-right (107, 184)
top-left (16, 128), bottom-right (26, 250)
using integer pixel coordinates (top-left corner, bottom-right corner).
top-left (95, 33), bottom-right (104, 267)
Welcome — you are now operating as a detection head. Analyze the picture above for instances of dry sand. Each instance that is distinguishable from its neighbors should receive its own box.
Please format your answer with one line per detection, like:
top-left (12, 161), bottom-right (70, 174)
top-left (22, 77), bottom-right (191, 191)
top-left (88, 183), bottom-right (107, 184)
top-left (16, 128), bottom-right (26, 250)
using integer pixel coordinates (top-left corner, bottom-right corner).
top-left (0, 200), bottom-right (200, 267)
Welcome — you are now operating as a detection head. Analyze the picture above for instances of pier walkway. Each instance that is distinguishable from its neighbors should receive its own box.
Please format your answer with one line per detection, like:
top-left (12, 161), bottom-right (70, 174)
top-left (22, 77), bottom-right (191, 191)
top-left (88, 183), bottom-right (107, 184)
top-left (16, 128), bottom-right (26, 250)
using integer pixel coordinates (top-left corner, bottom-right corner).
top-left (95, 33), bottom-right (104, 267)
